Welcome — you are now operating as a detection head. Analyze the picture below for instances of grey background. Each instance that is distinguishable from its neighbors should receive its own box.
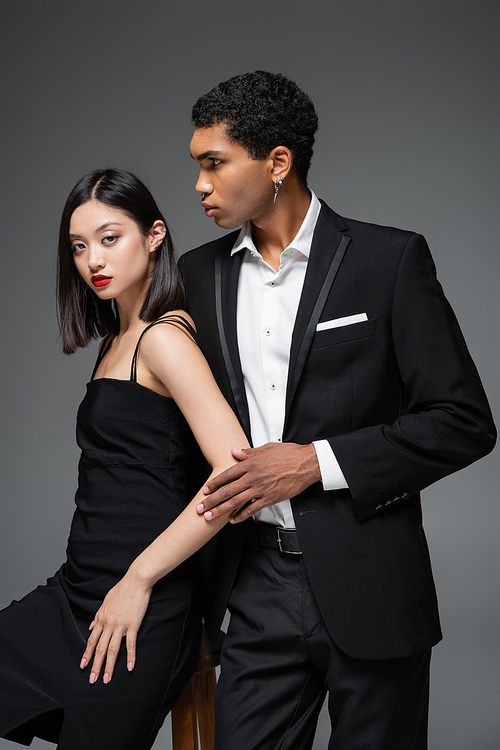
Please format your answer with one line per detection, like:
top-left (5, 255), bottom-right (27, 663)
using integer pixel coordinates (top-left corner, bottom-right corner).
top-left (1, 0), bottom-right (498, 747)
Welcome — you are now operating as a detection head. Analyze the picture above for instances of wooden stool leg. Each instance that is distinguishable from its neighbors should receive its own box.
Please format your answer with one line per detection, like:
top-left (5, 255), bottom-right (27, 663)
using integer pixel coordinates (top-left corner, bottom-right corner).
top-left (172, 628), bottom-right (224, 750)
top-left (193, 668), bottom-right (217, 750)
top-left (171, 679), bottom-right (199, 750)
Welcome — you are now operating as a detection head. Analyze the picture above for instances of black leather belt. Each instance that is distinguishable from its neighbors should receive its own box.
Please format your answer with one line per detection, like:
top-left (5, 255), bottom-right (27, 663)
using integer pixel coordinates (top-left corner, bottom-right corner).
top-left (247, 522), bottom-right (302, 555)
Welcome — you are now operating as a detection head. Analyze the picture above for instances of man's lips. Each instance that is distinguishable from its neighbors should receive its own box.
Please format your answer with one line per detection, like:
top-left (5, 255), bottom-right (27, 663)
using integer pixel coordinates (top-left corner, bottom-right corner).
top-left (201, 202), bottom-right (218, 217)
top-left (91, 275), bottom-right (112, 287)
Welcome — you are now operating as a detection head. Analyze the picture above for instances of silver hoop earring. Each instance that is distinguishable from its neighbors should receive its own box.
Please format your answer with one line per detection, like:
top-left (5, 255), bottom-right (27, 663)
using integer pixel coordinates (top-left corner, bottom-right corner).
top-left (273, 177), bottom-right (283, 204)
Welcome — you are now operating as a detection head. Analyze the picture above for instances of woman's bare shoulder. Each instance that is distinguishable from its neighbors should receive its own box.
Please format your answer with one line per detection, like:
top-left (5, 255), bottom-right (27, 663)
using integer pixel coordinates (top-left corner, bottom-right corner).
top-left (156, 310), bottom-right (196, 334)
top-left (139, 311), bottom-right (198, 355)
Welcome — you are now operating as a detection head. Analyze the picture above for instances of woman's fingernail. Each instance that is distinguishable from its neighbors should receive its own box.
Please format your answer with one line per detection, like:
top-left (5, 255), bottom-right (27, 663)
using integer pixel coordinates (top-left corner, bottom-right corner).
top-left (89, 620), bottom-right (95, 630)
top-left (80, 658), bottom-right (87, 669)
top-left (128, 662), bottom-right (134, 671)
top-left (103, 673), bottom-right (110, 684)
top-left (204, 511), bottom-right (213, 520)
top-left (196, 503), bottom-right (204, 512)
top-left (89, 672), bottom-right (97, 684)
top-left (202, 486), bottom-right (209, 495)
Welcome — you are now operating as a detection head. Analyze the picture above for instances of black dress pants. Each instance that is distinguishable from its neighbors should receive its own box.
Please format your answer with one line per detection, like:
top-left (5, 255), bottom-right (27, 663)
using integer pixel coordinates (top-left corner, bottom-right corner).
top-left (214, 544), bottom-right (431, 750)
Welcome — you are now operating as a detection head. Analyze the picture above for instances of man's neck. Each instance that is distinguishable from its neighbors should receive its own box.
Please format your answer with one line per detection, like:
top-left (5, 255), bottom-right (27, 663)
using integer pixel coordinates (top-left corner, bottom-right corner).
top-left (251, 185), bottom-right (311, 271)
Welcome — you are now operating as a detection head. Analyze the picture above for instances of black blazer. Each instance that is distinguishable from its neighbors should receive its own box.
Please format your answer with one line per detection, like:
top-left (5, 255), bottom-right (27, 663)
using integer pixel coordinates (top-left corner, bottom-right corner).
top-left (179, 200), bottom-right (496, 659)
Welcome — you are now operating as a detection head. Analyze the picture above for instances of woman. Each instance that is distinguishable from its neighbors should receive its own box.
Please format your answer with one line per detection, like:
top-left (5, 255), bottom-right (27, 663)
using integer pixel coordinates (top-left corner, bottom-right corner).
top-left (0, 168), bottom-right (248, 749)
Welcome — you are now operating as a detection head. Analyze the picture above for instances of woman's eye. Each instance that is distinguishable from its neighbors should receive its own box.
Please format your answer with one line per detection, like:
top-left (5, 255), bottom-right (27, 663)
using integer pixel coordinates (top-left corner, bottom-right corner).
top-left (102, 235), bottom-right (118, 244)
top-left (72, 243), bottom-right (85, 254)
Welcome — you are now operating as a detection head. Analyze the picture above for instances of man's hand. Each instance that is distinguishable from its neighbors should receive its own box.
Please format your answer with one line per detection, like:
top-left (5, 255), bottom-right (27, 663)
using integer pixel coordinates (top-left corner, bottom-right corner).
top-left (196, 442), bottom-right (321, 523)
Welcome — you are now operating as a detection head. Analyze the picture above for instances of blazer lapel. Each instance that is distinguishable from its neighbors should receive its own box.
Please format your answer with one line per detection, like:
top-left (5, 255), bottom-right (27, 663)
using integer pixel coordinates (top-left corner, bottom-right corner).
top-left (285, 203), bottom-right (350, 421)
top-left (214, 249), bottom-right (252, 440)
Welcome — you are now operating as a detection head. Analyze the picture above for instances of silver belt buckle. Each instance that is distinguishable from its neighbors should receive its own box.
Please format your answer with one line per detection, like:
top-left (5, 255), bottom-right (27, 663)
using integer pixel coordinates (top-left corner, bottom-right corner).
top-left (276, 527), bottom-right (302, 555)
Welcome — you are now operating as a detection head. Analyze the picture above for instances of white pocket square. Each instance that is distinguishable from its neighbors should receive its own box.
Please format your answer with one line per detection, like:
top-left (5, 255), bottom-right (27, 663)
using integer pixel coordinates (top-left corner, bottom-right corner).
top-left (316, 313), bottom-right (368, 331)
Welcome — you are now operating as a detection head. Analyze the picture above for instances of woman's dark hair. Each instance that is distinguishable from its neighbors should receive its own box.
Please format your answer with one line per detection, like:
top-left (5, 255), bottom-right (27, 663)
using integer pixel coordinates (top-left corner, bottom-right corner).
top-left (191, 71), bottom-right (319, 187)
top-left (57, 168), bottom-right (185, 354)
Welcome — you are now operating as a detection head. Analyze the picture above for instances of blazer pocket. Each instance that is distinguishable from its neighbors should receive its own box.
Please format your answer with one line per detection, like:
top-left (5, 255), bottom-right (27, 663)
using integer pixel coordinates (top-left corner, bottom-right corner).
top-left (316, 313), bottom-right (368, 330)
top-left (312, 318), bottom-right (377, 348)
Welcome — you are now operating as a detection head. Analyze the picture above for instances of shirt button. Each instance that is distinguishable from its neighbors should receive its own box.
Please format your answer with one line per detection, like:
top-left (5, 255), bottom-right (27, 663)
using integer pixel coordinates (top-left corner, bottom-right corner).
top-left (265, 329), bottom-right (271, 336)
top-left (270, 383), bottom-right (277, 390)
top-left (277, 437), bottom-right (282, 442)
top-left (250, 251), bottom-right (257, 258)
top-left (270, 281), bottom-right (276, 286)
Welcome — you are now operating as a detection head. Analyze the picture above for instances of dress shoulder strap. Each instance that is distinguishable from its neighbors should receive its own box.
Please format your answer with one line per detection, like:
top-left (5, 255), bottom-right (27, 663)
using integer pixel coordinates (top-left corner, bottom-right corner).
top-left (90, 336), bottom-right (114, 381)
top-left (130, 315), bottom-right (197, 382)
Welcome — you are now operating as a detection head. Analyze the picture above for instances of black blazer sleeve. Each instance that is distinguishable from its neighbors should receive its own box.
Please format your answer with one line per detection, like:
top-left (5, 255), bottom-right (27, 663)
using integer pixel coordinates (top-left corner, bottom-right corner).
top-left (327, 232), bottom-right (496, 522)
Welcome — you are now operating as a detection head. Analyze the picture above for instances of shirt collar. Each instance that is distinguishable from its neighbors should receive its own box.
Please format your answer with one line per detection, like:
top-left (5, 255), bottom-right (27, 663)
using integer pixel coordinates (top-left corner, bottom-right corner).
top-left (230, 190), bottom-right (321, 259)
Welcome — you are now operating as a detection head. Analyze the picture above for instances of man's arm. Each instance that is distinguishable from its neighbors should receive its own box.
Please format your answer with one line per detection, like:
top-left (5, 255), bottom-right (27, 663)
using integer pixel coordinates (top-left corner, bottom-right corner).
top-left (196, 442), bottom-right (319, 522)
top-left (197, 234), bottom-right (496, 523)
top-left (327, 233), bottom-right (496, 521)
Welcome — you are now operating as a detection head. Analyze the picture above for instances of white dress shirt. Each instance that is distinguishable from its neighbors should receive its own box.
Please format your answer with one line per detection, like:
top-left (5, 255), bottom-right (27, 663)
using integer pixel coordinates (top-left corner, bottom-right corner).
top-left (232, 191), bottom-right (348, 528)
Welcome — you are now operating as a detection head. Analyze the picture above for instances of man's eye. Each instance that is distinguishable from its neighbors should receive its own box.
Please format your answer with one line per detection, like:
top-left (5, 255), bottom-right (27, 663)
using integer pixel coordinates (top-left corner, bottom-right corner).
top-left (211, 159), bottom-right (221, 167)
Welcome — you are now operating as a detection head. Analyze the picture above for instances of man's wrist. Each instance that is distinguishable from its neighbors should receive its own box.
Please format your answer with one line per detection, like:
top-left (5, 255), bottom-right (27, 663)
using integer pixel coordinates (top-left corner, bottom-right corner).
top-left (303, 443), bottom-right (322, 485)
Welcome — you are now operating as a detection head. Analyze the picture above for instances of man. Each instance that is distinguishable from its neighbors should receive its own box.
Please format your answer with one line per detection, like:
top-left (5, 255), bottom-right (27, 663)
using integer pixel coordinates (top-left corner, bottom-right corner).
top-left (179, 71), bottom-right (496, 749)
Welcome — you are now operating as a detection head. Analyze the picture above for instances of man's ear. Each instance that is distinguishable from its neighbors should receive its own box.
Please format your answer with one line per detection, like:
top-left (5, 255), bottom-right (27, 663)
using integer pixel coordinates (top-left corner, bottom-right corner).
top-left (269, 145), bottom-right (293, 181)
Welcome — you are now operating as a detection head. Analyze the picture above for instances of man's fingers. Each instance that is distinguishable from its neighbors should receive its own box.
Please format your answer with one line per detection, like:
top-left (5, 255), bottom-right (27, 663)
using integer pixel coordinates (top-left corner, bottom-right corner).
top-left (229, 499), bottom-right (264, 523)
top-left (203, 462), bottom-right (247, 494)
top-left (200, 488), bottom-right (258, 519)
top-left (231, 447), bottom-right (251, 458)
top-left (198, 472), bottom-right (257, 512)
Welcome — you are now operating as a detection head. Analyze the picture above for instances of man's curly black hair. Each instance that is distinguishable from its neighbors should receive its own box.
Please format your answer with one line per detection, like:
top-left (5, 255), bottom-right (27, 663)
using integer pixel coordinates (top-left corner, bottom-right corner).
top-left (191, 71), bottom-right (319, 187)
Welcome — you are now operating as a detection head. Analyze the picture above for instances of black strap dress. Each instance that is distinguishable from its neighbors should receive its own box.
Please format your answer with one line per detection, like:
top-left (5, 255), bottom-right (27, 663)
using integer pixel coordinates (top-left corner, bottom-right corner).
top-left (0, 317), bottom-right (202, 749)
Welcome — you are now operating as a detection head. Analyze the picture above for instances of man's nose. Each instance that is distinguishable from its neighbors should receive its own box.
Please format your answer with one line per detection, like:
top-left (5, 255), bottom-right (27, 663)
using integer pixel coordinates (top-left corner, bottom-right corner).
top-left (195, 171), bottom-right (212, 197)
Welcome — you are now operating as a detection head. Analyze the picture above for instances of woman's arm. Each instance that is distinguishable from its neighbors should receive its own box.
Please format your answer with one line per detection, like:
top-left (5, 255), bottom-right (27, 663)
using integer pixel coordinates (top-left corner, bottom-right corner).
top-left (80, 319), bottom-right (249, 684)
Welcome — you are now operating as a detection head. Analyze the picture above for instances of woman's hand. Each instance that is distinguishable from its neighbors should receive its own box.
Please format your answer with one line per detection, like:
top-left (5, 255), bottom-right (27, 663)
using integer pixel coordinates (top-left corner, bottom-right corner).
top-left (80, 574), bottom-right (153, 684)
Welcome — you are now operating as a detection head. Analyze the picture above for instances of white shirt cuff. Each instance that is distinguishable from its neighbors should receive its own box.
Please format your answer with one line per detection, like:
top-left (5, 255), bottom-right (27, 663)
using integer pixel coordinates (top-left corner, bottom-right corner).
top-left (312, 440), bottom-right (349, 491)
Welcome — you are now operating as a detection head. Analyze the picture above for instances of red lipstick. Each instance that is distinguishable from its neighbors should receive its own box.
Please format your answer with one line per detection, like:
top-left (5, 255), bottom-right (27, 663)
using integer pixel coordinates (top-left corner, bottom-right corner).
top-left (91, 275), bottom-right (112, 287)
